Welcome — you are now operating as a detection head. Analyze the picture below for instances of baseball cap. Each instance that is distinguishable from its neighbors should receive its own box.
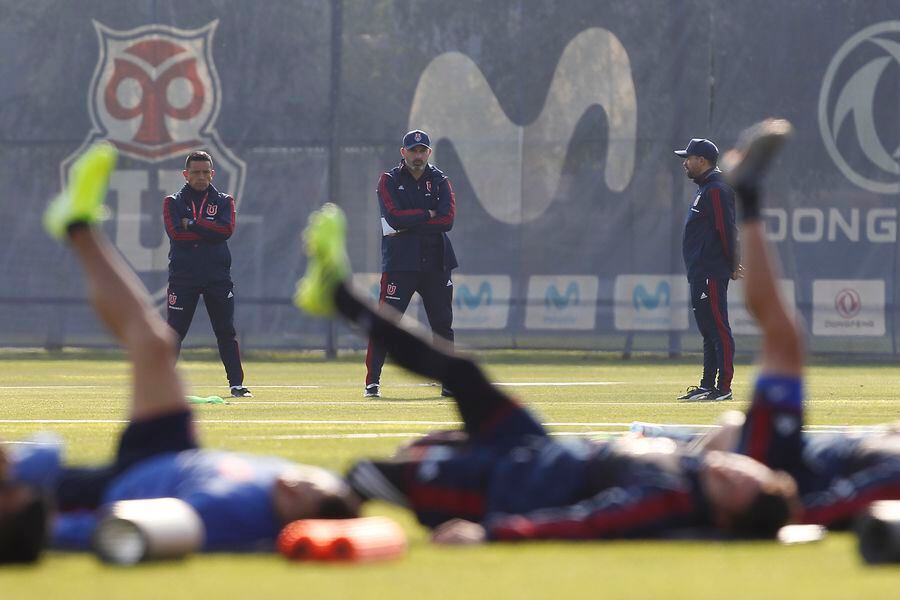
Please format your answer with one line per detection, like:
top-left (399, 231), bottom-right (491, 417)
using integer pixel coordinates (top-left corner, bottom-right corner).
top-left (674, 138), bottom-right (719, 163)
top-left (402, 130), bottom-right (431, 150)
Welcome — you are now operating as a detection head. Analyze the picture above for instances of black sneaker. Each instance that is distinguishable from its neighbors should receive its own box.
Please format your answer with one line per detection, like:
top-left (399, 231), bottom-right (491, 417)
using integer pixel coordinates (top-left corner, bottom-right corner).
top-left (708, 389), bottom-right (733, 401)
top-left (364, 383), bottom-right (381, 398)
top-left (676, 386), bottom-right (712, 401)
top-left (440, 386), bottom-right (453, 398)
top-left (230, 386), bottom-right (253, 398)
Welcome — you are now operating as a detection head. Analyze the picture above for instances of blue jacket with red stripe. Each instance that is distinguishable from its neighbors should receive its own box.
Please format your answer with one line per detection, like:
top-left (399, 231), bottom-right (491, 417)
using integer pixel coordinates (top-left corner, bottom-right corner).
top-left (682, 168), bottom-right (738, 282)
top-left (738, 375), bottom-right (900, 528)
top-left (163, 183), bottom-right (236, 285)
top-left (371, 405), bottom-right (711, 541)
top-left (377, 161), bottom-right (458, 272)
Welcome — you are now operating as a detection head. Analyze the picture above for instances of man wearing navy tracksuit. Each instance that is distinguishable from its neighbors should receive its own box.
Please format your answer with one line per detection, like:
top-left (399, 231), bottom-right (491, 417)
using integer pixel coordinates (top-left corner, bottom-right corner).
top-left (364, 130), bottom-right (457, 398)
top-left (675, 139), bottom-right (740, 402)
top-left (163, 151), bottom-right (250, 398)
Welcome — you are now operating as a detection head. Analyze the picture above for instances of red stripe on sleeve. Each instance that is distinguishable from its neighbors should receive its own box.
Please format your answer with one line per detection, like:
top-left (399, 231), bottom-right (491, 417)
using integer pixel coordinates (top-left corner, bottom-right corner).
top-left (193, 196), bottom-right (235, 236)
top-left (429, 179), bottom-right (456, 226)
top-left (163, 196), bottom-right (201, 241)
top-left (379, 174), bottom-right (425, 217)
top-left (492, 489), bottom-right (695, 540)
top-left (710, 188), bottom-right (731, 260)
top-left (802, 484), bottom-right (900, 526)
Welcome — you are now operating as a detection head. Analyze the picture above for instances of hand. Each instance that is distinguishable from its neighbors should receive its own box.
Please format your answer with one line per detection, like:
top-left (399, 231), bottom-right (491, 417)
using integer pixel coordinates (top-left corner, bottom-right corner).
top-left (181, 217), bottom-right (190, 230)
top-left (732, 264), bottom-right (745, 280)
top-left (431, 519), bottom-right (487, 545)
top-left (428, 210), bottom-right (437, 218)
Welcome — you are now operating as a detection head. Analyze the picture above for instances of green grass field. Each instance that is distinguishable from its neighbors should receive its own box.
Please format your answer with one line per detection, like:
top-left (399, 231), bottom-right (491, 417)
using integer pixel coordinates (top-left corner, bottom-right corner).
top-left (2, 349), bottom-right (899, 598)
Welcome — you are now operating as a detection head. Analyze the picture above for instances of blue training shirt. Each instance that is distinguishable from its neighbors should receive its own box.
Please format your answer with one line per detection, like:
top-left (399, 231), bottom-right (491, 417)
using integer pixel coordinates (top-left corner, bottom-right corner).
top-left (52, 449), bottom-right (293, 551)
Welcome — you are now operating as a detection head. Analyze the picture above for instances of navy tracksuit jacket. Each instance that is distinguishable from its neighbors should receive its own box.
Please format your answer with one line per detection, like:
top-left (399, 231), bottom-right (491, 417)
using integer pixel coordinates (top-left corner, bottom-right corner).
top-left (163, 183), bottom-right (244, 387)
top-left (682, 168), bottom-right (738, 392)
top-left (366, 161), bottom-right (458, 387)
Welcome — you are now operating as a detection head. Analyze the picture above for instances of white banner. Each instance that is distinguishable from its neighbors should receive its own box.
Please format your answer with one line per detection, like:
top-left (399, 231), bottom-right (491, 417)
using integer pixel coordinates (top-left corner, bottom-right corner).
top-left (613, 275), bottom-right (689, 331)
top-left (525, 276), bottom-right (599, 330)
top-left (812, 279), bottom-right (885, 337)
top-left (452, 274), bottom-right (511, 330)
top-left (728, 279), bottom-right (797, 335)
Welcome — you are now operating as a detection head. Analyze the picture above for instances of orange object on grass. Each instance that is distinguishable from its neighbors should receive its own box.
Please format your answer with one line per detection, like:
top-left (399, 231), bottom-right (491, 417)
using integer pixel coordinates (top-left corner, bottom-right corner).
top-left (277, 516), bottom-right (407, 562)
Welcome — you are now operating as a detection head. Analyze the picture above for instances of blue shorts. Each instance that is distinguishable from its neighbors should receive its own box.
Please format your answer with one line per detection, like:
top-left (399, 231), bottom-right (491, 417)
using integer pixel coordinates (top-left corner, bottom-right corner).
top-left (56, 410), bottom-right (198, 510)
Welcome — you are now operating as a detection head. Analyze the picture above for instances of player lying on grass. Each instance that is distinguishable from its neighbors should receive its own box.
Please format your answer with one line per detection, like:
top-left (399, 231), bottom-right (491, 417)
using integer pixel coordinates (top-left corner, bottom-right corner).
top-left (669, 119), bottom-right (900, 530)
top-left (0, 144), bottom-right (360, 563)
top-left (294, 204), bottom-right (800, 544)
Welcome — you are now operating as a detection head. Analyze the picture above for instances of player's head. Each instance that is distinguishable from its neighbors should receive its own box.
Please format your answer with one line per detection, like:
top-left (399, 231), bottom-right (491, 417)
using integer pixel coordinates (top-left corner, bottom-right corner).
top-left (400, 129), bottom-right (432, 175)
top-left (700, 450), bottom-right (800, 537)
top-left (0, 484), bottom-right (49, 564)
top-left (272, 465), bottom-right (363, 523)
top-left (674, 138), bottom-right (718, 179)
top-left (183, 150), bottom-right (214, 191)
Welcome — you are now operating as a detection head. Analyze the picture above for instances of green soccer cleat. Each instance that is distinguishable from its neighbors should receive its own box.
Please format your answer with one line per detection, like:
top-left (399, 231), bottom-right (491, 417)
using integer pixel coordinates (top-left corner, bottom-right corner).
top-left (44, 142), bottom-right (118, 240)
top-left (294, 203), bottom-right (351, 316)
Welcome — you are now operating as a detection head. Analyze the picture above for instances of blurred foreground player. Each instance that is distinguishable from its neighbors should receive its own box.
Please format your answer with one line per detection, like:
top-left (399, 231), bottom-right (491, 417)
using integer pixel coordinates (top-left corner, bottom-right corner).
top-left (0, 144), bottom-right (360, 562)
top-left (294, 203), bottom-right (799, 545)
top-left (688, 119), bottom-right (900, 530)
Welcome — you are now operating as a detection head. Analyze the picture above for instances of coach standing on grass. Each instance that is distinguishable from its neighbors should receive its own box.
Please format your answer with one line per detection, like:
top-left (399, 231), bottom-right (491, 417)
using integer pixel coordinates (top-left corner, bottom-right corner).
top-left (163, 150), bottom-right (251, 399)
top-left (364, 130), bottom-right (457, 399)
top-left (675, 138), bottom-right (741, 402)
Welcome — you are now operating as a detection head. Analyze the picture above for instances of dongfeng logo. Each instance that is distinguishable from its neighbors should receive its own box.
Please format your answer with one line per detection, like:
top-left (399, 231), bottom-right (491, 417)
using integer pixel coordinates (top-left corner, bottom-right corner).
top-left (819, 21), bottom-right (900, 194)
top-left (834, 288), bottom-right (861, 319)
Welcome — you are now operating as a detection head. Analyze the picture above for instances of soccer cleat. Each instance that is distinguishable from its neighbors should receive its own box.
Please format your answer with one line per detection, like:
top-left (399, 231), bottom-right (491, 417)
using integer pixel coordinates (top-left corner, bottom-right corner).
top-left (708, 389), bottom-right (733, 401)
top-left (723, 118), bottom-right (793, 185)
top-left (364, 384), bottom-right (381, 398)
top-left (293, 203), bottom-right (351, 317)
top-left (230, 386), bottom-right (253, 398)
top-left (676, 386), bottom-right (712, 401)
top-left (43, 142), bottom-right (118, 240)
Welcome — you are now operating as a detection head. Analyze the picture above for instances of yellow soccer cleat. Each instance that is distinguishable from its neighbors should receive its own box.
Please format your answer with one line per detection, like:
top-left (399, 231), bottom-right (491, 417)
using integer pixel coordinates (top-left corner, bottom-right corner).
top-left (43, 142), bottom-right (118, 240)
top-left (294, 203), bottom-right (351, 317)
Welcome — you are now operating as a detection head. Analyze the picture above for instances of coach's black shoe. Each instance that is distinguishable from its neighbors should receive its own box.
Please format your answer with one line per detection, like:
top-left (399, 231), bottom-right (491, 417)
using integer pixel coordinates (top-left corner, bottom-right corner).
top-left (708, 389), bottom-right (733, 401)
top-left (677, 386), bottom-right (712, 401)
top-left (364, 383), bottom-right (381, 398)
top-left (230, 386), bottom-right (253, 398)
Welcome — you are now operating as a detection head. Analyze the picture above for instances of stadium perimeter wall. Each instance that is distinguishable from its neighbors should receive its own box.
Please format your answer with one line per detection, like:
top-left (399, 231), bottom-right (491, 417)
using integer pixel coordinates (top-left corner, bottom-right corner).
top-left (2, 1), bottom-right (899, 357)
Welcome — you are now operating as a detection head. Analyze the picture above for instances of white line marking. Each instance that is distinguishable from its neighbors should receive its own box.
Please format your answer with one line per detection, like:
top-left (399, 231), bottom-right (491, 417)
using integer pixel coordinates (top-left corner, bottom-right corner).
top-left (235, 431), bottom-right (627, 441)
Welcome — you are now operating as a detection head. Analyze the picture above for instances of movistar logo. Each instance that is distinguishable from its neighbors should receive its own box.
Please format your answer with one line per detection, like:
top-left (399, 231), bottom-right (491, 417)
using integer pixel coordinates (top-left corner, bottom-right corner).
top-left (819, 21), bottom-right (900, 194)
top-left (633, 281), bottom-right (671, 311)
top-left (545, 282), bottom-right (580, 309)
top-left (409, 27), bottom-right (637, 224)
top-left (456, 282), bottom-right (493, 310)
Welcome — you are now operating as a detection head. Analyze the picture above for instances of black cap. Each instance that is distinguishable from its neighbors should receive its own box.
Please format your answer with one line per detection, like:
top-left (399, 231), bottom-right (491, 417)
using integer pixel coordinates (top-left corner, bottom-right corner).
top-left (674, 138), bottom-right (719, 163)
top-left (403, 130), bottom-right (431, 150)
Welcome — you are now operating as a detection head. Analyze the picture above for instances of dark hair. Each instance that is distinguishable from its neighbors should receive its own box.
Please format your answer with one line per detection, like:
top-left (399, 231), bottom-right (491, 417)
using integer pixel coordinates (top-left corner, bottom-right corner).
top-left (0, 493), bottom-right (48, 564)
top-left (727, 471), bottom-right (799, 538)
top-left (317, 494), bottom-right (360, 520)
top-left (184, 151), bottom-right (213, 170)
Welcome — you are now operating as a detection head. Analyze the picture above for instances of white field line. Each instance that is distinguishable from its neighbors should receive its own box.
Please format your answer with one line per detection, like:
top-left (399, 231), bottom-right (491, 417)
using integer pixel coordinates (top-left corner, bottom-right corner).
top-left (0, 418), bottom-right (890, 436)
